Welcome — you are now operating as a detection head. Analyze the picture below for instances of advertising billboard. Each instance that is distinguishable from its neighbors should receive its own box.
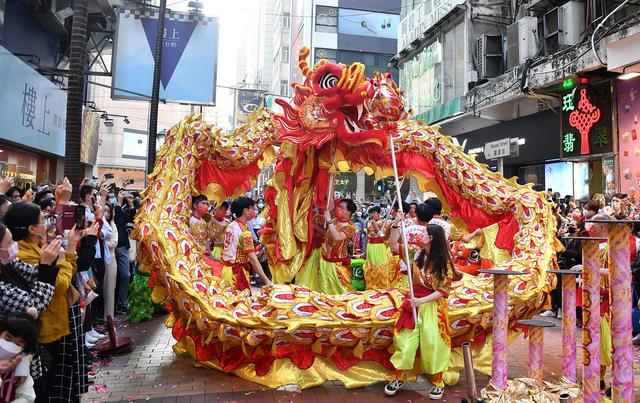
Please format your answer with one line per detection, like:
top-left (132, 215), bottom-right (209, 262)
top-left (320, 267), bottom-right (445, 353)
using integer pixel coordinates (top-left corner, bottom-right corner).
top-left (616, 76), bottom-right (640, 194)
top-left (234, 90), bottom-right (263, 127)
top-left (80, 108), bottom-right (101, 165)
top-left (112, 9), bottom-right (219, 104)
top-left (0, 46), bottom-right (66, 156)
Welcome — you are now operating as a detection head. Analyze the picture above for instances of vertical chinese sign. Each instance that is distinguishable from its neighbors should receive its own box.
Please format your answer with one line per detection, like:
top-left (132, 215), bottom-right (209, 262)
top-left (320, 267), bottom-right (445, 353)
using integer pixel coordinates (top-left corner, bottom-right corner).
top-left (616, 76), bottom-right (640, 194)
top-left (560, 81), bottom-right (613, 159)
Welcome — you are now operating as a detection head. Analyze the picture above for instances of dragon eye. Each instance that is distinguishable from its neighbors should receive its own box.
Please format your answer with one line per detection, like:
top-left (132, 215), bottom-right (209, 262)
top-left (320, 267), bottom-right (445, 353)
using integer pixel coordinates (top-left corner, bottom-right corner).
top-left (319, 73), bottom-right (339, 89)
top-left (469, 250), bottom-right (480, 262)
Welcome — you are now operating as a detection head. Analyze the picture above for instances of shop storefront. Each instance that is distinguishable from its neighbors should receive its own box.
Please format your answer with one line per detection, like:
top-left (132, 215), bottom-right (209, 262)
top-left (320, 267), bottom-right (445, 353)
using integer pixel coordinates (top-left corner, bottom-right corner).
top-left (560, 80), bottom-right (615, 198)
top-left (615, 75), bottom-right (640, 196)
top-left (454, 110), bottom-right (561, 192)
top-left (0, 46), bottom-right (66, 187)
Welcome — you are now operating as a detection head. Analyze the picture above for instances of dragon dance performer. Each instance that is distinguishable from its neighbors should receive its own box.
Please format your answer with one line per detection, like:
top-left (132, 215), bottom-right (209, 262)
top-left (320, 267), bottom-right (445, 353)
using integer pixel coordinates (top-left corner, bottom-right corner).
top-left (384, 224), bottom-right (456, 400)
top-left (389, 203), bottom-right (434, 287)
top-left (208, 201), bottom-right (230, 261)
top-left (294, 208), bottom-right (327, 291)
top-left (426, 197), bottom-right (451, 241)
top-left (190, 195), bottom-right (212, 255)
top-left (221, 197), bottom-right (272, 291)
top-left (363, 206), bottom-right (393, 289)
top-left (318, 199), bottom-right (357, 295)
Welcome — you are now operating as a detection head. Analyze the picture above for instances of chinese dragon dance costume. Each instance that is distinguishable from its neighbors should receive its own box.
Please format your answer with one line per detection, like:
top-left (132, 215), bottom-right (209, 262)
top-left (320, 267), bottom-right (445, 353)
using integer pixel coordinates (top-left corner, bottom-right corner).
top-left (132, 47), bottom-right (562, 389)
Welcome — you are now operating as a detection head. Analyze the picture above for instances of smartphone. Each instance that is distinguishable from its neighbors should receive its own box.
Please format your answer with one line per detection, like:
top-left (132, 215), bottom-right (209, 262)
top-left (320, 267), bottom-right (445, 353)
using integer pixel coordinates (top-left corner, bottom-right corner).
top-left (74, 205), bottom-right (87, 230)
top-left (56, 205), bottom-right (77, 234)
top-left (104, 173), bottom-right (115, 180)
top-left (107, 183), bottom-right (117, 193)
top-left (45, 215), bottom-right (57, 243)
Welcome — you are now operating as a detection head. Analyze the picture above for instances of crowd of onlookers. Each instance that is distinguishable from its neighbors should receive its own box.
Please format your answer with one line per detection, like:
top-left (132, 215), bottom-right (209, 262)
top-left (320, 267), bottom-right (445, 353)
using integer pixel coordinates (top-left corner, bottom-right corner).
top-left (0, 177), bottom-right (138, 402)
top-left (542, 191), bottom-right (640, 340)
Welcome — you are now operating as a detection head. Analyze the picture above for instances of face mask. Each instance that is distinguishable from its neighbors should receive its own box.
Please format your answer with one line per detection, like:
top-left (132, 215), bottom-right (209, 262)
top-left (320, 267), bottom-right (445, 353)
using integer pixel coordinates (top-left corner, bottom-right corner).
top-left (258, 203), bottom-right (265, 209)
top-left (372, 215), bottom-right (380, 221)
top-left (0, 338), bottom-right (23, 360)
top-left (196, 204), bottom-right (209, 216)
top-left (246, 209), bottom-right (256, 220)
top-left (583, 209), bottom-right (595, 219)
top-left (335, 209), bottom-right (347, 221)
top-left (214, 210), bottom-right (226, 220)
top-left (109, 197), bottom-right (117, 205)
top-left (410, 212), bottom-right (417, 218)
top-left (0, 241), bottom-right (18, 265)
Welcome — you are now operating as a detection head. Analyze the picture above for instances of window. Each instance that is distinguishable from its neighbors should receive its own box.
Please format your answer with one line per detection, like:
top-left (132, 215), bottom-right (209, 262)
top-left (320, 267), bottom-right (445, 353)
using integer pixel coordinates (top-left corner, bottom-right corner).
top-left (282, 47), bottom-right (290, 63)
top-left (280, 80), bottom-right (289, 96)
top-left (314, 48), bottom-right (337, 64)
top-left (442, 22), bottom-right (465, 103)
top-left (336, 50), bottom-right (398, 83)
top-left (316, 6), bottom-right (338, 33)
top-left (338, 9), bottom-right (399, 39)
top-left (282, 12), bottom-right (290, 31)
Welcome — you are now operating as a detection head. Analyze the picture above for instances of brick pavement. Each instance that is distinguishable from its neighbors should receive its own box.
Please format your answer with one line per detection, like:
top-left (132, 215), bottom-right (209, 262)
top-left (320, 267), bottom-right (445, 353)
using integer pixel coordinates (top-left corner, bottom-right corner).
top-left (83, 314), bottom-right (640, 402)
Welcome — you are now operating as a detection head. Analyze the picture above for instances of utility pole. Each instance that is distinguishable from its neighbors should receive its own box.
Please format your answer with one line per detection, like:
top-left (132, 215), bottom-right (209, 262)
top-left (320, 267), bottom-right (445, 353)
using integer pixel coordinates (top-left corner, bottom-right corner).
top-left (146, 0), bottom-right (167, 174)
top-left (64, 0), bottom-right (89, 198)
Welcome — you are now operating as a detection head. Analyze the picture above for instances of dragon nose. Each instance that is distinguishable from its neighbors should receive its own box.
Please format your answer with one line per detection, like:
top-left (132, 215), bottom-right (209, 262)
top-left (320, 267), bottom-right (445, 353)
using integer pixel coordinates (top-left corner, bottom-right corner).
top-left (338, 62), bottom-right (365, 93)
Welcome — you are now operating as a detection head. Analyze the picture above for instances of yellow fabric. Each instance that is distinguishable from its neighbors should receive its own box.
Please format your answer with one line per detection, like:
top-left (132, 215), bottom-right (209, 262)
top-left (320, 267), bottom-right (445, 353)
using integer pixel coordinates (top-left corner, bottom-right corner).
top-left (18, 240), bottom-right (77, 343)
top-left (294, 248), bottom-right (322, 291)
top-left (272, 249), bottom-right (305, 284)
top-left (390, 299), bottom-right (450, 375)
top-left (318, 258), bottom-right (350, 295)
top-left (211, 245), bottom-right (223, 260)
top-left (363, 243), bottom-right (393, 289)
top-left (177, 342), bottom-right (400, 389)
top-left (600, 315), bottom-right (612, 367)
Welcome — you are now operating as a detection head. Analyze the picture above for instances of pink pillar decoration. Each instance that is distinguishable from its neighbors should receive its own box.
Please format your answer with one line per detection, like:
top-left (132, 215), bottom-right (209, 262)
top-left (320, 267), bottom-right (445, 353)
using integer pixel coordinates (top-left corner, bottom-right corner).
top-left (492, 275), bottom-right (509, 390)
top-left (528, 327), bottom-right (544, 382)
top-left (581, 240), bottom-right (600, 403)
top-left (561, 274), bottom-right (577, 382)
top-left (607, 224), bottom-right (634, 402)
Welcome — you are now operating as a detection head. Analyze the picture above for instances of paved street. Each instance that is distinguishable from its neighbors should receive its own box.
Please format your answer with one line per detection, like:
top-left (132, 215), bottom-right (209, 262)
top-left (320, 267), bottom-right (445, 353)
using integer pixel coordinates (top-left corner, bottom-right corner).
top-left (82, 313), bottom-right (640, 402)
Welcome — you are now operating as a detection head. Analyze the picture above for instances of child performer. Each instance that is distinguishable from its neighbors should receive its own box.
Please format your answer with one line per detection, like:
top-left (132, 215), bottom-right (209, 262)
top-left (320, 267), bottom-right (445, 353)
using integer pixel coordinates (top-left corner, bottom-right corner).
top-left (221, 197), bottom-right (272, 291)
top-left (318, 199), bottom-right (357, 295)
top-left (190, 195), bottom-right (212, 255)
top-left (363, 206), bottom-right (392, 289)
top-left (385, 224), bottom-right (455, 400)
top-left (209, 201), bottom-right (230, 261)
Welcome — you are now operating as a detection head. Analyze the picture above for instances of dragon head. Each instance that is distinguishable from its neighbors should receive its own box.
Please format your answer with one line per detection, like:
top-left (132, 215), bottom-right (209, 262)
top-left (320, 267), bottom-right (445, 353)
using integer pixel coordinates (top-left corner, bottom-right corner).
top-left (274, 47), bottom-right (406, 150)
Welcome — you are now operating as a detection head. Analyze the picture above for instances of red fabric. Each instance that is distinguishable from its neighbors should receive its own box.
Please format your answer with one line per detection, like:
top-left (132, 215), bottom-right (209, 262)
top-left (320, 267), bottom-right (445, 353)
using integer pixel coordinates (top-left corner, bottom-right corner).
top-left (197, 160), bottom-right (260, 197)
top-left (274, 344), bottom-right (317, 369)
top-left (368, 238), bottom-right (384, 244)
top-left (631, 236), bottom-right (637, 265)
top-left (220, 346), bottom-right (249, 372)
top-left (330, 348), bottom-right (361, 371)
top-left (230, 263), bottom-right (251, 291)
top-left (202, 256), bottom-right (223, 278)
top-left (395, 284), bottom-right (433, 330)
top-left (495, 215), bottom-right (518, 252)
top-left (172, 317), bottom-right (186, 341)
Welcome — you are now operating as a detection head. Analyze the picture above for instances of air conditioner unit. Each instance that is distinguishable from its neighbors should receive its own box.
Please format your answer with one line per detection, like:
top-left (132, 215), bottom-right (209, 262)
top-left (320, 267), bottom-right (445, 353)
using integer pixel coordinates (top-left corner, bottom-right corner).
top-left (543, 1), bottom-right (585, 55)
top-left (478, 34), bottom-right (504, 78)
top-left (506, 16), bottom-right (539, 71)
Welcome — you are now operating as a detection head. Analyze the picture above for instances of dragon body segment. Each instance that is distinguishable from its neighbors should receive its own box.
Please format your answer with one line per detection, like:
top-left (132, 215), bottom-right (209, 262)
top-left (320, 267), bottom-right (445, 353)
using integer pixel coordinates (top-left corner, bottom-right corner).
top-left (133, 49), bottom-right (559, 388)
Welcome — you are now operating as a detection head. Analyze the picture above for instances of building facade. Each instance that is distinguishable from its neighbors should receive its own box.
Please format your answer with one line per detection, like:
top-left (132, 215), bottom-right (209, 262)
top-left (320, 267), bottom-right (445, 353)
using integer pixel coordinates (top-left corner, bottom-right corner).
top-left (395, 0), bottom-right (640, 199)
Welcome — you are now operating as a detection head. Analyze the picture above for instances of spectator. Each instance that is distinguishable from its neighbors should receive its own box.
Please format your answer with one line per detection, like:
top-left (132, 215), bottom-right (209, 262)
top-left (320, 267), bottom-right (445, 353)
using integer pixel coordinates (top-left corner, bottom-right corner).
top-left (0, 312), bottom-right (40, 403)
top-left (101, 203), bottom-right (119, 321)
top-left (5, 187), bottom-right (23, 205)
top-left (113, 192), bottom-right (136, 314)
top-left (4, 202), bottom-right (83, 401)
top-left (0, 195), bottom-right (10, 224)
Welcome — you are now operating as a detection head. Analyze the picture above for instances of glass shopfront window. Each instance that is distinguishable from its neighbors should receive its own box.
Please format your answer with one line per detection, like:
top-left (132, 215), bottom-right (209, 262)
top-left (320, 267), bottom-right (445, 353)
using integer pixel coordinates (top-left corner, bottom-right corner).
top-left (338, 9), bottom-right (399, 39)
top-left (337, 50), bottom-right (398, 83)
top-left (399, 20), bottom-right (465, 118)
top-left (0, 146), bottom-right (39, 189)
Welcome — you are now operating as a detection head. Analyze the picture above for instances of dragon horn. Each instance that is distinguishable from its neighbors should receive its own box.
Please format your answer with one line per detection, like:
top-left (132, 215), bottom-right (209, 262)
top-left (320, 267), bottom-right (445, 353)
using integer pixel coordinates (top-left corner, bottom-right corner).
top-left (298, 47), bottom-right (312, 79)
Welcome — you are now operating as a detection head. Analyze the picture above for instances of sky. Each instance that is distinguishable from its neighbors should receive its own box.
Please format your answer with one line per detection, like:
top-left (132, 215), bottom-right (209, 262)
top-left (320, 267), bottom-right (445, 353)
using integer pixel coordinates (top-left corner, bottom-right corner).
top-left (169, 0), bottom-right (260, 116)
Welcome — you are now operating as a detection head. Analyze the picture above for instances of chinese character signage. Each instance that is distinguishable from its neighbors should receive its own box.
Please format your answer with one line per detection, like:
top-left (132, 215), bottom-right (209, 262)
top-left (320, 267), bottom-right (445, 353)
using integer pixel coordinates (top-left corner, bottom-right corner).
top-left (616, 76), bottom-right (640, 194)
top-left (483, 138), bottom-right (510, 160)
top-left (112, 9), bottom-right (219, 104)
top-left (560, 82), bottom-right (613, 158)
top-left (0, 46), bottom-right (66, 156)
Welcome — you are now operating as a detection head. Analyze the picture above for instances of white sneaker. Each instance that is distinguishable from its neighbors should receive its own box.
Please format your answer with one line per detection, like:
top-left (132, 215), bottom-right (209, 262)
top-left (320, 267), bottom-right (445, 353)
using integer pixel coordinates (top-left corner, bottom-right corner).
top-left (384, 379), bottom-right (405, 396)
top-left (428, 386), bottom-right (444, 399)
top-left (540, 310), bottom-right (556, 317)
top-left (633, 333), bottom-right (640, 345)
top-left (85, 340), bottom-right (96, 349)
top-left (85, 334), bottom-right (100, 344)
top-left (556, 308), bottom-right (562, 319)
top-left (88, 329), bottom-right (106, 339)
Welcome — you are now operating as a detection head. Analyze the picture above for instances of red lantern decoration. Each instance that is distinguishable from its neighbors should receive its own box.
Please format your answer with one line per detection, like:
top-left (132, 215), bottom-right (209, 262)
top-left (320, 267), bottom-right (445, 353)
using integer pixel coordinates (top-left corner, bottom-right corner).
top-left (568, 88), bottom-right (601, 155)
